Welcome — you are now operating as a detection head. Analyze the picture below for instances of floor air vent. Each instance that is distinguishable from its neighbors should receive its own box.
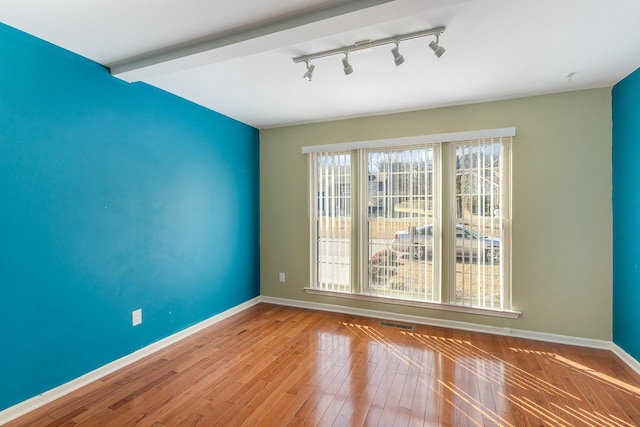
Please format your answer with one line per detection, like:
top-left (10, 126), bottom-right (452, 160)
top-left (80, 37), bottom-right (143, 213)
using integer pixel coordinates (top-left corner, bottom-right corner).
top-left (379, 321), bottom-right (414, 330)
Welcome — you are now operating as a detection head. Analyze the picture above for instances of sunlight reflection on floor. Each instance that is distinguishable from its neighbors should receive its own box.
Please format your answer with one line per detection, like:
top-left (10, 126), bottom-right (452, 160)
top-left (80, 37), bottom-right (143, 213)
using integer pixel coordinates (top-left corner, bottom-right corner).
top-left (331, 320), bottom-right (640, 426)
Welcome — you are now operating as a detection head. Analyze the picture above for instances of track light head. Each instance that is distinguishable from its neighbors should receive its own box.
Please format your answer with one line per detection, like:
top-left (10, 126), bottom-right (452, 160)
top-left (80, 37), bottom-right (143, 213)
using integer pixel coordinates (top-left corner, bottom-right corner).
top-left (292, 26), bottom-right (446, 81)
top-left (342, 54), bottom-right (353, 75)
top-left (429, 35), bottom-right (446, 58)
top-left (303, 62), bottom-right (315, 81)
top-left (391, 43), bottom-right (404, 66)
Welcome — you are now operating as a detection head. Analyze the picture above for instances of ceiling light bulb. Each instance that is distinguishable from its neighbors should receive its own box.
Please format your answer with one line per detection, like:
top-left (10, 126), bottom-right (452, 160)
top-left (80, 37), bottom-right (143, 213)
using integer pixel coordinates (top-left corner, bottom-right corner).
top-left (342, 54), bottom-right (353, 75)
top-left (303, 62), bottom-right (315, 81)
top-left (391, 44), bottom-right (404, 66)
top-left (429, 36), bottom-right (446, 58)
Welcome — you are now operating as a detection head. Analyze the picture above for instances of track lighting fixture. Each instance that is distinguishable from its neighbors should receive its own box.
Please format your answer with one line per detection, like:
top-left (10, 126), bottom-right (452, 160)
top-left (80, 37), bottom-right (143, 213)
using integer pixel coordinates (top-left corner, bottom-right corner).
top-left (342, 54), bottom-right (353, 75)
top-left (303, 61), bottom-right (315, 81)
top-left (293, 26), bottom-right (445, 80)
top-left (391, 42), bottom-right (404, 66)
top-left (429, 34), bottom-right (446, 58)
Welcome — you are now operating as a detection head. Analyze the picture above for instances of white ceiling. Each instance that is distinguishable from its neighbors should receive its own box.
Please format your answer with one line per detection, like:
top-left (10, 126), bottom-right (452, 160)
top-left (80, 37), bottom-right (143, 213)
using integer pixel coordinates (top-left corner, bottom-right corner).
top-left (2, 0), bottom-right (640, 129)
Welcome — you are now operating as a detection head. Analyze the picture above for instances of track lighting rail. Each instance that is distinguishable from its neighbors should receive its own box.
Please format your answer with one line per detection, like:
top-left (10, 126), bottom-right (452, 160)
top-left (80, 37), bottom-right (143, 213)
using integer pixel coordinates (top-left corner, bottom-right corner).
top-left (292, 26), bottom-right (445, 64)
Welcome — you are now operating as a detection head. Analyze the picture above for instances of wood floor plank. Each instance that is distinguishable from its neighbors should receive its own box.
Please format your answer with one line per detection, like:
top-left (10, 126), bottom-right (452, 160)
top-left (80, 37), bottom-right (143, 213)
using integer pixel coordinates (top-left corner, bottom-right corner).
top-left (5, 303), bottom-right (640, 427)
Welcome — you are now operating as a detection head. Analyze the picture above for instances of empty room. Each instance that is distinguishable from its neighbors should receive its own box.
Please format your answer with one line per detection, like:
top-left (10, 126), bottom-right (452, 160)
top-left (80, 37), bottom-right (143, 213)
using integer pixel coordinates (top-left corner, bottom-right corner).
top-left (2, 0), bottom-right (640, 426)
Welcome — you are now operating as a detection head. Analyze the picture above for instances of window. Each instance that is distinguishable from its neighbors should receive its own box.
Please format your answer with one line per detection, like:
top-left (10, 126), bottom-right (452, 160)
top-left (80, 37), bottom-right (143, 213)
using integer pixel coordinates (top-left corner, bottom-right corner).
top-left (304, 129), bottom-right (515, 316)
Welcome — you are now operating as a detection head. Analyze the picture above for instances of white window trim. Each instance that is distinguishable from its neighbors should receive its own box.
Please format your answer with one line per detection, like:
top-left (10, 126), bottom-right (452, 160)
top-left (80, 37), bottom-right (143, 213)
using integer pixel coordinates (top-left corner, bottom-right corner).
top-left (301, 127), bottom-right (516, 154)
top-left (303, 288), bottom-right (521, 319)
top-left (304, 127), bottom-right (519, 319)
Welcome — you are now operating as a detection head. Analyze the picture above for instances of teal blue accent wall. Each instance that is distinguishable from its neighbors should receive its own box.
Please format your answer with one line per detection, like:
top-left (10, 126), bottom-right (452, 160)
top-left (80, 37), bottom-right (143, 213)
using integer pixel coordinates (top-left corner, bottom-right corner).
top-left (612, 67), bottom-right (640, 362)
top-left (0, 23), bottom-right (259, 411)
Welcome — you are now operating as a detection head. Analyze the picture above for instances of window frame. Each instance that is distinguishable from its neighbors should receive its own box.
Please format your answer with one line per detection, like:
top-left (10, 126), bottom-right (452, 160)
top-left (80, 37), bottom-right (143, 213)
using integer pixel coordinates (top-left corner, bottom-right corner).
top-left (304, 128), bottom-right (520, 319)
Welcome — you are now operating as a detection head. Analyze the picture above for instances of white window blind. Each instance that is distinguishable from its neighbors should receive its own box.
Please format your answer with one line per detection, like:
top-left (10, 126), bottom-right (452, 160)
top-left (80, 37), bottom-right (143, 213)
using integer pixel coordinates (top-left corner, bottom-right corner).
top-left (309, 151), bottom-right (352, 293)
top-left (306, 128), bottom-right (514, 314)
top-left (450, 137), bottom-right (511, 310)
top-left (363, 144), bottom-right (441, 303)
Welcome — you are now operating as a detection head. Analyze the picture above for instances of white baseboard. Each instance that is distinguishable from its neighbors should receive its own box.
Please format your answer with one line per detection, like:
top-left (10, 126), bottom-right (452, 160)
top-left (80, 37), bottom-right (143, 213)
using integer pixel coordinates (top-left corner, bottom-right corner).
top-left (0, 297), bottom-right (261, 426)
top-left (611, 343), bottom-right (640, 376)
top-left (259, 296), bottom-right (615, 351)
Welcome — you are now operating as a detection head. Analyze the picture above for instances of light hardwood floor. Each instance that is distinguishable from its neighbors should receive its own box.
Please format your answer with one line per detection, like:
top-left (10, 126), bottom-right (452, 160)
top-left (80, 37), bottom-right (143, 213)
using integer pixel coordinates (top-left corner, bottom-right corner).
top-left (6, 303), bottom-right (640, 426)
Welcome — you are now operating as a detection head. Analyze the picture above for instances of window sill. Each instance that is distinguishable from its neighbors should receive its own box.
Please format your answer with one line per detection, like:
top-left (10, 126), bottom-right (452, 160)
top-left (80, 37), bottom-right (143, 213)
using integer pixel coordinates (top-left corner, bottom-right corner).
top-left (304, 288), bottom-right (521, 319)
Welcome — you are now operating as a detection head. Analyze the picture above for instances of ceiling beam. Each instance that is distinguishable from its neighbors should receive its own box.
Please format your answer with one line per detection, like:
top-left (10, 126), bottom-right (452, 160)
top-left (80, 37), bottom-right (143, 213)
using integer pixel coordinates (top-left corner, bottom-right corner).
top-left (110, 0), bottom-right (395, 82)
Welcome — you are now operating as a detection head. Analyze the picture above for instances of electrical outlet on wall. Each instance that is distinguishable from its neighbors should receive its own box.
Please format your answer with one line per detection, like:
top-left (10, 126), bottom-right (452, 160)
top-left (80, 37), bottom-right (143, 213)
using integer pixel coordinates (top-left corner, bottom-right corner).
top-left (279, 272), bottom-right (285, 283)
top-left (132, 309), bottom-right (142, 326)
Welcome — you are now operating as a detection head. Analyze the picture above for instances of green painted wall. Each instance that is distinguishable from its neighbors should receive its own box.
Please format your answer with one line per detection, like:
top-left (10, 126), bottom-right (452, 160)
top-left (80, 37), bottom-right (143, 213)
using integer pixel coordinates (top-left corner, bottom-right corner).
top-left (260, 88), bottom-right (612, 340)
